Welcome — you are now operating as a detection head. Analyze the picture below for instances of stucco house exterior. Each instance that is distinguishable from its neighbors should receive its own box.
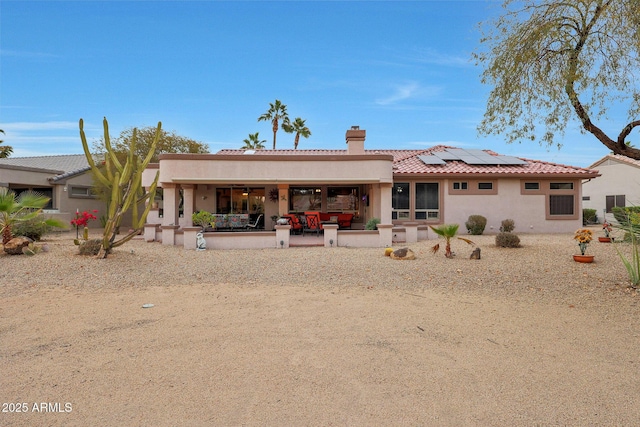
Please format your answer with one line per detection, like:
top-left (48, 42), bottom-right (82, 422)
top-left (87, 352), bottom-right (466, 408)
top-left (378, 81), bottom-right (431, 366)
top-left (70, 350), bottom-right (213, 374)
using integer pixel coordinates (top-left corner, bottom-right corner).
top-left (0, 154), bottom-right (105, 227)
top-left (582, 154), bottom-right (640, 223)
top-left (143, 127), bottom-right (600, 250)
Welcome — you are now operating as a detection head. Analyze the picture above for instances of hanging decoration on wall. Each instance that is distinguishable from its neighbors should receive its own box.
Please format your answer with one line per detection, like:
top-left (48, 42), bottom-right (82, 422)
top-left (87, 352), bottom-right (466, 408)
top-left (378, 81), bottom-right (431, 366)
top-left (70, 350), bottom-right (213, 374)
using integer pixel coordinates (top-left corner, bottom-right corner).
top-left (268, 188), bottom-right (279, 203)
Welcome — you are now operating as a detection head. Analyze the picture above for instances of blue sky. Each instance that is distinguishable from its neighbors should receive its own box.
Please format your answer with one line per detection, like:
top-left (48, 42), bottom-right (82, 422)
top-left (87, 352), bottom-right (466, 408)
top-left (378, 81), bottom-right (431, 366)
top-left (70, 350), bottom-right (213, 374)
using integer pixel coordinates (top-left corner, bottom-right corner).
top-left (0, 0), bottom-right (615, 167)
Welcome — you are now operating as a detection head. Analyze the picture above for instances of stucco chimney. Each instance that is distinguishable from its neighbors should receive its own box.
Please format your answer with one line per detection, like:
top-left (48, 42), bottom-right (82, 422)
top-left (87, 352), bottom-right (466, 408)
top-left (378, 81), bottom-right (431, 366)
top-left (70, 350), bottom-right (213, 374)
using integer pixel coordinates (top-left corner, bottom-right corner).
top-left (346, 126), bottom-right (366, 154)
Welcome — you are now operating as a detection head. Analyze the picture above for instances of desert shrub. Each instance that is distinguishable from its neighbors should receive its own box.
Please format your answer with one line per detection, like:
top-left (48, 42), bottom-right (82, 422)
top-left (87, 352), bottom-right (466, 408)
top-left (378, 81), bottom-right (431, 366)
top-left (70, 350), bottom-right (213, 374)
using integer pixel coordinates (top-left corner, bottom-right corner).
top-left (500, 219), bottom-right (515, 233)
top-left (465, 215), bottom-right (487, 235)
top-left (495, 232), bottom-right (520, 248)
top-left (192, 210), bottom-right (215, 230)
top-left (582, 208), bottom-right (597, 225)
top-left (612, 206), bottom-right (640, 224)
top-left (365, 217), bottom-right (381, 230)
top-left (78, 238), bottom-right (102, 256)
top-left (11, 216), bottom-right (54, 241)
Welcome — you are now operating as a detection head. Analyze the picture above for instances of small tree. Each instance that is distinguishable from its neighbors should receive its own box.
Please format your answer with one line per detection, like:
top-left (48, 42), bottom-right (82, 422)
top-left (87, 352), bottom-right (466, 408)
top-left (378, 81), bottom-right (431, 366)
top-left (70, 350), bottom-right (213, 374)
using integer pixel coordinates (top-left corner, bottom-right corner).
top-left (80, 117), bottom-right (160, 258)
top-left (430, 224), bottom-right (475, 258)
top-left (283, 117), bottom-right (311, 150)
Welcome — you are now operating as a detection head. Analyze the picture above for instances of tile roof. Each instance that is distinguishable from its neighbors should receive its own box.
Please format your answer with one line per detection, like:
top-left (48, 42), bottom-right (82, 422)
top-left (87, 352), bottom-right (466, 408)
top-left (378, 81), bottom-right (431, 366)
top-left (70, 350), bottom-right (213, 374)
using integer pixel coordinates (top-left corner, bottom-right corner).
top-left (218, 145), bottom-right (599, 177)
top-left (589, 154), bottom-right (640, 169)
top-left (0, 154), bottom-right (92, 180)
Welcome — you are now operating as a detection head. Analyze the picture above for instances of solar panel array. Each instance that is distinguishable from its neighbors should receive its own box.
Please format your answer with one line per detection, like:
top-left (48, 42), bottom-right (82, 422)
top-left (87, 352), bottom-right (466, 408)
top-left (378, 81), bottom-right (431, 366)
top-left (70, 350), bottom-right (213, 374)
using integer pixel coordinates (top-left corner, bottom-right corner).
top-left (418, 148), bottom-right (527, 166)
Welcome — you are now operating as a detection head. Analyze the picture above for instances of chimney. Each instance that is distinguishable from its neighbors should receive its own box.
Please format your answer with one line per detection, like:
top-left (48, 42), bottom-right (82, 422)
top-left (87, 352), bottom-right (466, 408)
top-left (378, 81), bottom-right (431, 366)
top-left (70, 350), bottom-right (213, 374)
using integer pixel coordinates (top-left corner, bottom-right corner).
top-left (345, 126), bottom-right (366, 154)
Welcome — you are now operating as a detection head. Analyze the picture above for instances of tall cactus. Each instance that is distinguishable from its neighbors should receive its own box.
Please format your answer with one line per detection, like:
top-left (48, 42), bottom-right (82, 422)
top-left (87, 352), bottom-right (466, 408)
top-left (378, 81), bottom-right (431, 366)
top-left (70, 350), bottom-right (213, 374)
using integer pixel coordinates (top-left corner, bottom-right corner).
top-left (80, 117), bottom-right (160, 258)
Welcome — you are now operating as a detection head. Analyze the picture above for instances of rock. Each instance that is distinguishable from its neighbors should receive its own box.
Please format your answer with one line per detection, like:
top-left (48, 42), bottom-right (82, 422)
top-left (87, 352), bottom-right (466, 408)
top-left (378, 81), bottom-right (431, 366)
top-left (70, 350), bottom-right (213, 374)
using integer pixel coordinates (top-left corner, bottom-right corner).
top-left (470, 247), bottom-right (481, 260)
top-left (4, 236), bottom-right (33, 255)
top-left (390, 247), bottom-right (415, 260)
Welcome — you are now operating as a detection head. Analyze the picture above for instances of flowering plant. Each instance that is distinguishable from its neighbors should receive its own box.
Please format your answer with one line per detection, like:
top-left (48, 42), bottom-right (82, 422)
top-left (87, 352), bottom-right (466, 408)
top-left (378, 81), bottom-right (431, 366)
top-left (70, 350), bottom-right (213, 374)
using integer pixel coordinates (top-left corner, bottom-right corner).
top-left (71, 210), bottom-right (98, 227)
top-left (574, 228), bottom-right (593, 255)
top-left (602, 221), bottom-right (612, 238)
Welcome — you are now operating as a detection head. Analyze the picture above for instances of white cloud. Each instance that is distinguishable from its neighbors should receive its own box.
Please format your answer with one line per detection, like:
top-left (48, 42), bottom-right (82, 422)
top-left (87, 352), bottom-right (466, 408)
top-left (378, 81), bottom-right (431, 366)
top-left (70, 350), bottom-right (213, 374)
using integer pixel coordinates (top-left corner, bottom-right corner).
top-left (0, 121), bottom-right (78, 131)
top-left (375, 81), bottom-right (442, 106)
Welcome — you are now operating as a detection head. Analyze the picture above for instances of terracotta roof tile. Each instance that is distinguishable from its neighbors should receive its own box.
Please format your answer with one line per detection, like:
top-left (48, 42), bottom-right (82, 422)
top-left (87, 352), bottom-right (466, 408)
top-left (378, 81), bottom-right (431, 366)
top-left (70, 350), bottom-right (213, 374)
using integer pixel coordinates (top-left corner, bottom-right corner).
top-left (215, 146), bottom-right (598, 177)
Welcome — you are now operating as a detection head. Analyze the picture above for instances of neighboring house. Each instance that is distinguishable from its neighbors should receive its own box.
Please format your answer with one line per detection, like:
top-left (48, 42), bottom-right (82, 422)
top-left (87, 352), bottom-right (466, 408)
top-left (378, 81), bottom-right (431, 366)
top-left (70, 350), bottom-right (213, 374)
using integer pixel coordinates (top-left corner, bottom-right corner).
top-left (142, 126), bottom-right (600, 249)
top-left (582, 154), bottom-right (640, 223)
top-left (0, 154), bottom-right (105, 228)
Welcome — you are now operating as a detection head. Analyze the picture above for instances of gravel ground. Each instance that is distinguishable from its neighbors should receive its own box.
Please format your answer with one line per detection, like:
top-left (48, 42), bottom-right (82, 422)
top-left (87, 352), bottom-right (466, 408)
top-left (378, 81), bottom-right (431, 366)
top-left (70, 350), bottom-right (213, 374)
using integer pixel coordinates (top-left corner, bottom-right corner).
top-left (1, 228), bottom-right (640, 426)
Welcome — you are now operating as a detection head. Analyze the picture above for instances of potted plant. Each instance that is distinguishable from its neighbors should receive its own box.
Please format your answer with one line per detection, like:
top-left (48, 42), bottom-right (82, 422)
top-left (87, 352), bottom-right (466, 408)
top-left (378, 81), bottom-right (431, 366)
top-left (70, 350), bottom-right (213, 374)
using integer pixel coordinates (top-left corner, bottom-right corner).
top-left (573, 228), bottom-right (594, 263)
top-left (599, 221), bottom-right (614, 242)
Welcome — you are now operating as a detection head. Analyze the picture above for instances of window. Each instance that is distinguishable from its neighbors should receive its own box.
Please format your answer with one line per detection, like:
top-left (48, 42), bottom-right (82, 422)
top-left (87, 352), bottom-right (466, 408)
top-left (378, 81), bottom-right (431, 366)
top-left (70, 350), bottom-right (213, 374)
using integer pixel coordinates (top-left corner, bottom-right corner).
top-left (478, 182), bottom-right (493, 190)
top-left (582, 196), bottom-right (590, 201)
top-left (326, 187), bottom-right (359, 212)
top-left (69, 186), bottom-right (94, 198)
top-left (549, 195), bottom-right (574, 215)
top-left (392, 183), bottom-right (410, 220)
top-left (550, 182), bottom-right (573, 190)
top-left (216, 187), bottom-right (265, 214)
top-left (605, 195), bottom-right (625, 213)
top-left (289, 187), bottom-right (322, 212)
top-left (524, 182), bottom-right (540, 190)
top-left (453, 182), bottom-right (468, 190)
top-left (415, 183), bottom-right (439, 220)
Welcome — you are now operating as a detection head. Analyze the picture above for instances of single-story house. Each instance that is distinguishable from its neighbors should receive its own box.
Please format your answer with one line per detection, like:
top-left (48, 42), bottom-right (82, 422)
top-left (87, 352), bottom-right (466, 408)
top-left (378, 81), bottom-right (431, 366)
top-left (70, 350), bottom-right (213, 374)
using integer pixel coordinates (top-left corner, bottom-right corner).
top-left (142, 126), bottom-right (600, 250)
top-left (0, 154), bottom-right (105, 227)
top-left (582, 154), bottom-right (640, 223)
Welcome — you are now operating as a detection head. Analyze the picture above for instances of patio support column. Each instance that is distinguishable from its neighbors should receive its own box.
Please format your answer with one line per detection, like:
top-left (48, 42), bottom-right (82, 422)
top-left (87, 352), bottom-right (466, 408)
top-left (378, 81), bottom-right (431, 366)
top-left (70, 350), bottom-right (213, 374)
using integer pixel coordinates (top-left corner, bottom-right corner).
top-left (162, 183), bottom-right (179, 226)
top-left (379, 183), bottom-right (393, 224)
top-left (182, 184), bottom-right (195, 227)
top-left (277, 184), bottom-right (289, 215)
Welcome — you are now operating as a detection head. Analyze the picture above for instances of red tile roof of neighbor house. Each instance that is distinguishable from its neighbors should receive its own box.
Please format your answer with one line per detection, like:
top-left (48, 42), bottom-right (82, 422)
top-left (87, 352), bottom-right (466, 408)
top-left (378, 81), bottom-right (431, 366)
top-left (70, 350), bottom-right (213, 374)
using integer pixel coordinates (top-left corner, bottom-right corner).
top-left (589, 153), bottom-right (640, 169)
top-left (217, 145), bottom-right (600, 177)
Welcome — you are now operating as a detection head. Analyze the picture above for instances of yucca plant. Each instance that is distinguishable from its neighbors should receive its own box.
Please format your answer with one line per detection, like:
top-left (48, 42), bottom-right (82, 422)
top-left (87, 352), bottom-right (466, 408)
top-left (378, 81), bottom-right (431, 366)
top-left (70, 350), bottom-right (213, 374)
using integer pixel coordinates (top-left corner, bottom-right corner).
top-left (429, 223), bottom-right (475, 258)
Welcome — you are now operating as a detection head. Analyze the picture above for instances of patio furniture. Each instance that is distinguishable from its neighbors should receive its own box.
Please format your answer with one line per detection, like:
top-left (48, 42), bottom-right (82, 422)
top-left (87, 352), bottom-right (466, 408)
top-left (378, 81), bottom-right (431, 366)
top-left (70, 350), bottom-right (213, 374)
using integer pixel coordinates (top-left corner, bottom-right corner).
top-left (245, 214), bottom-right (263, 230)
top-left (303, 213), bottom-right (323, 236)
top-left (283, 214), bottom-right (303, 234)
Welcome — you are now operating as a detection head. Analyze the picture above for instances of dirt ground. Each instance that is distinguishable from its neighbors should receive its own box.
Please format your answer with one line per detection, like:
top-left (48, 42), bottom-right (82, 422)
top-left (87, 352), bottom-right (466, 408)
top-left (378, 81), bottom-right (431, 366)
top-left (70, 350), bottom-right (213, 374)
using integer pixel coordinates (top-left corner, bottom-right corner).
top-left (1, 233), bottom-right (640, 426)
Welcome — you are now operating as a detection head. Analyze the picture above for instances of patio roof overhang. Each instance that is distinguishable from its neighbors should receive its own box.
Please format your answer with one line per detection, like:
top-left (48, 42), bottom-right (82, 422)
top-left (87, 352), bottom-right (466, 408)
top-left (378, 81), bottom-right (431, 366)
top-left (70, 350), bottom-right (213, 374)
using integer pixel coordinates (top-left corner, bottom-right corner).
top-left (168, 177), bottom-right (392, 185)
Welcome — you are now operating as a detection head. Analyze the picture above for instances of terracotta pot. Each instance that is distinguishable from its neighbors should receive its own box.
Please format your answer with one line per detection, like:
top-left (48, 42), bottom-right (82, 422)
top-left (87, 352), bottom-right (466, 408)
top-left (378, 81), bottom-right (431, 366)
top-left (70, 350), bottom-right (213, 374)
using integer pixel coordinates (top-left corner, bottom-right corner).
top-left (598, 237), bottom-right (613, 243)
top-left (573, 254), bottom-right (594, 263)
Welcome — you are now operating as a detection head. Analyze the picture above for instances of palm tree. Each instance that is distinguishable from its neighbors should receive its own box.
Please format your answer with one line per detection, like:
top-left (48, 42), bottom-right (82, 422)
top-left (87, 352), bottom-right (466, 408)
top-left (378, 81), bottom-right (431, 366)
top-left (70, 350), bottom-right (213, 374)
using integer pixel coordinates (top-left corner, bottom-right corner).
top-left (241, 132), bottom-right (266, 150)
top-left (429, 223), bottom-right (475, 258)
top-left (0, 188), bottom-right (66, 245)
top-left (257, 99), bottom-right (290, 150)
top-left (283, 117), bottom-right (311, 150)
top-left (0, 130), bottom-right (13, 158)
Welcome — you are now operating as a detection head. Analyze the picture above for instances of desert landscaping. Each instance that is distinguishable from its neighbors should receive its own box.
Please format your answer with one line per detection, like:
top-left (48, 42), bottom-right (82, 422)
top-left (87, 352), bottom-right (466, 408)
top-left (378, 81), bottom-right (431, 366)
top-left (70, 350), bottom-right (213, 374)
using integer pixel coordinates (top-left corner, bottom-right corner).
top-left (1, 229), bottom-right (640, 426)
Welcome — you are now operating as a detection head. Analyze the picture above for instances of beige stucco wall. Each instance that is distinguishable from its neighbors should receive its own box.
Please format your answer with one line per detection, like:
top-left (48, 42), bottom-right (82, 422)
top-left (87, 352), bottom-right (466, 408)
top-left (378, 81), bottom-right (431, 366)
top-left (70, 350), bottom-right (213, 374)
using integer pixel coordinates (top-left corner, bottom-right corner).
top-left (582, 160), bottom-right (640, 222)
top-left (156, 155), bottom-right (394, 185)
top-left (443, 179), bottom-right (583, 234)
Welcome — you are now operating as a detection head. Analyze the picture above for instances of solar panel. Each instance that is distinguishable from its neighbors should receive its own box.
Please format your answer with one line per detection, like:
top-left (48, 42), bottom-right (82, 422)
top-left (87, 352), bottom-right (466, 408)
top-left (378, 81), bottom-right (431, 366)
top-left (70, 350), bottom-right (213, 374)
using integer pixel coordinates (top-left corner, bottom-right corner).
top-left (418, 155), bottom-right (446, 165)
top-left (433, 151), bottom-right (460, 160)
top-left (499, 156), bottom-right (528, 165)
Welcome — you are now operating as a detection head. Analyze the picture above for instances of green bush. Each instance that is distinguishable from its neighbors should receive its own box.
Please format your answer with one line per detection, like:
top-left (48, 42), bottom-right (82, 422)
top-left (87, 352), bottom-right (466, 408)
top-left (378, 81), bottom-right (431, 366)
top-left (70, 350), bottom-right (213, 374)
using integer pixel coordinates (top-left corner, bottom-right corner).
top-left (11, 216), bottom-right (54, 241)
top-left (612, 206), bottom-right (640, 224)
top-left (495, 232), bottom-right (520, 248)
top-left (465, 215), bottom-right (487, 235)
top-left (192, 210), bottom-right (215, 230)
top-left (499, 219), bottom-right (515, 233)
top-left (365, 217), bottom-right (381, 230)
top-left (582, 208), bottom-right (597, 225)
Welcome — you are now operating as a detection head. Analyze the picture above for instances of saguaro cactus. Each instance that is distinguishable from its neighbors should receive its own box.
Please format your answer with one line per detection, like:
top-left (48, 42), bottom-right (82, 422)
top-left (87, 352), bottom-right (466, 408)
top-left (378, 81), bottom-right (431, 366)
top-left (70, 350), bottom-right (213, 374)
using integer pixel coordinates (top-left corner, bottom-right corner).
top-left (80, 117), bottom-right (160, 258)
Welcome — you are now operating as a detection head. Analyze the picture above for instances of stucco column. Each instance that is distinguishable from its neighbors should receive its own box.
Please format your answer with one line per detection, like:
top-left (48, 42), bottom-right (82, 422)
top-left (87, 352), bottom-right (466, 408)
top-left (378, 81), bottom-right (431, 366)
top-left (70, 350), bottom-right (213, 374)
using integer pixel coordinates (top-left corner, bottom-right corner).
top-left (182, 184), bottom-right (195, 227)
top-left (162, 183), bottom-right (179, 226)
top-left (323, 224), bottom-right (338, 248)
top-left (379, 183), bottom-right (393, 224)
top-left (278, 184), bottom-right (289, 215)
top-left (404, 222), bottom-right (419, 243)
top-left (275, 225), bottom-right (291, 248)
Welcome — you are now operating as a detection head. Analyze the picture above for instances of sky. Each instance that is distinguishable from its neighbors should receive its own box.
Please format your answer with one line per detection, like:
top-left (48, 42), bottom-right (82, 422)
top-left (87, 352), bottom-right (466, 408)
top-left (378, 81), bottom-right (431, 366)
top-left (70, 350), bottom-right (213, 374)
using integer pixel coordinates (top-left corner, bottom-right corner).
top-left (0, 0), bottom-right (620, 168)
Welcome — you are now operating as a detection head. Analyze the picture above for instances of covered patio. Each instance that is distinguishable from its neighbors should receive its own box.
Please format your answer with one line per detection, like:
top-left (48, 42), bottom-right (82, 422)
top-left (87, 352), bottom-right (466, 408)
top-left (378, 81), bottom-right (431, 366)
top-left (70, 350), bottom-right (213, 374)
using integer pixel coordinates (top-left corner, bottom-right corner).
top-left (142, 127), bottom-right (405, 249)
